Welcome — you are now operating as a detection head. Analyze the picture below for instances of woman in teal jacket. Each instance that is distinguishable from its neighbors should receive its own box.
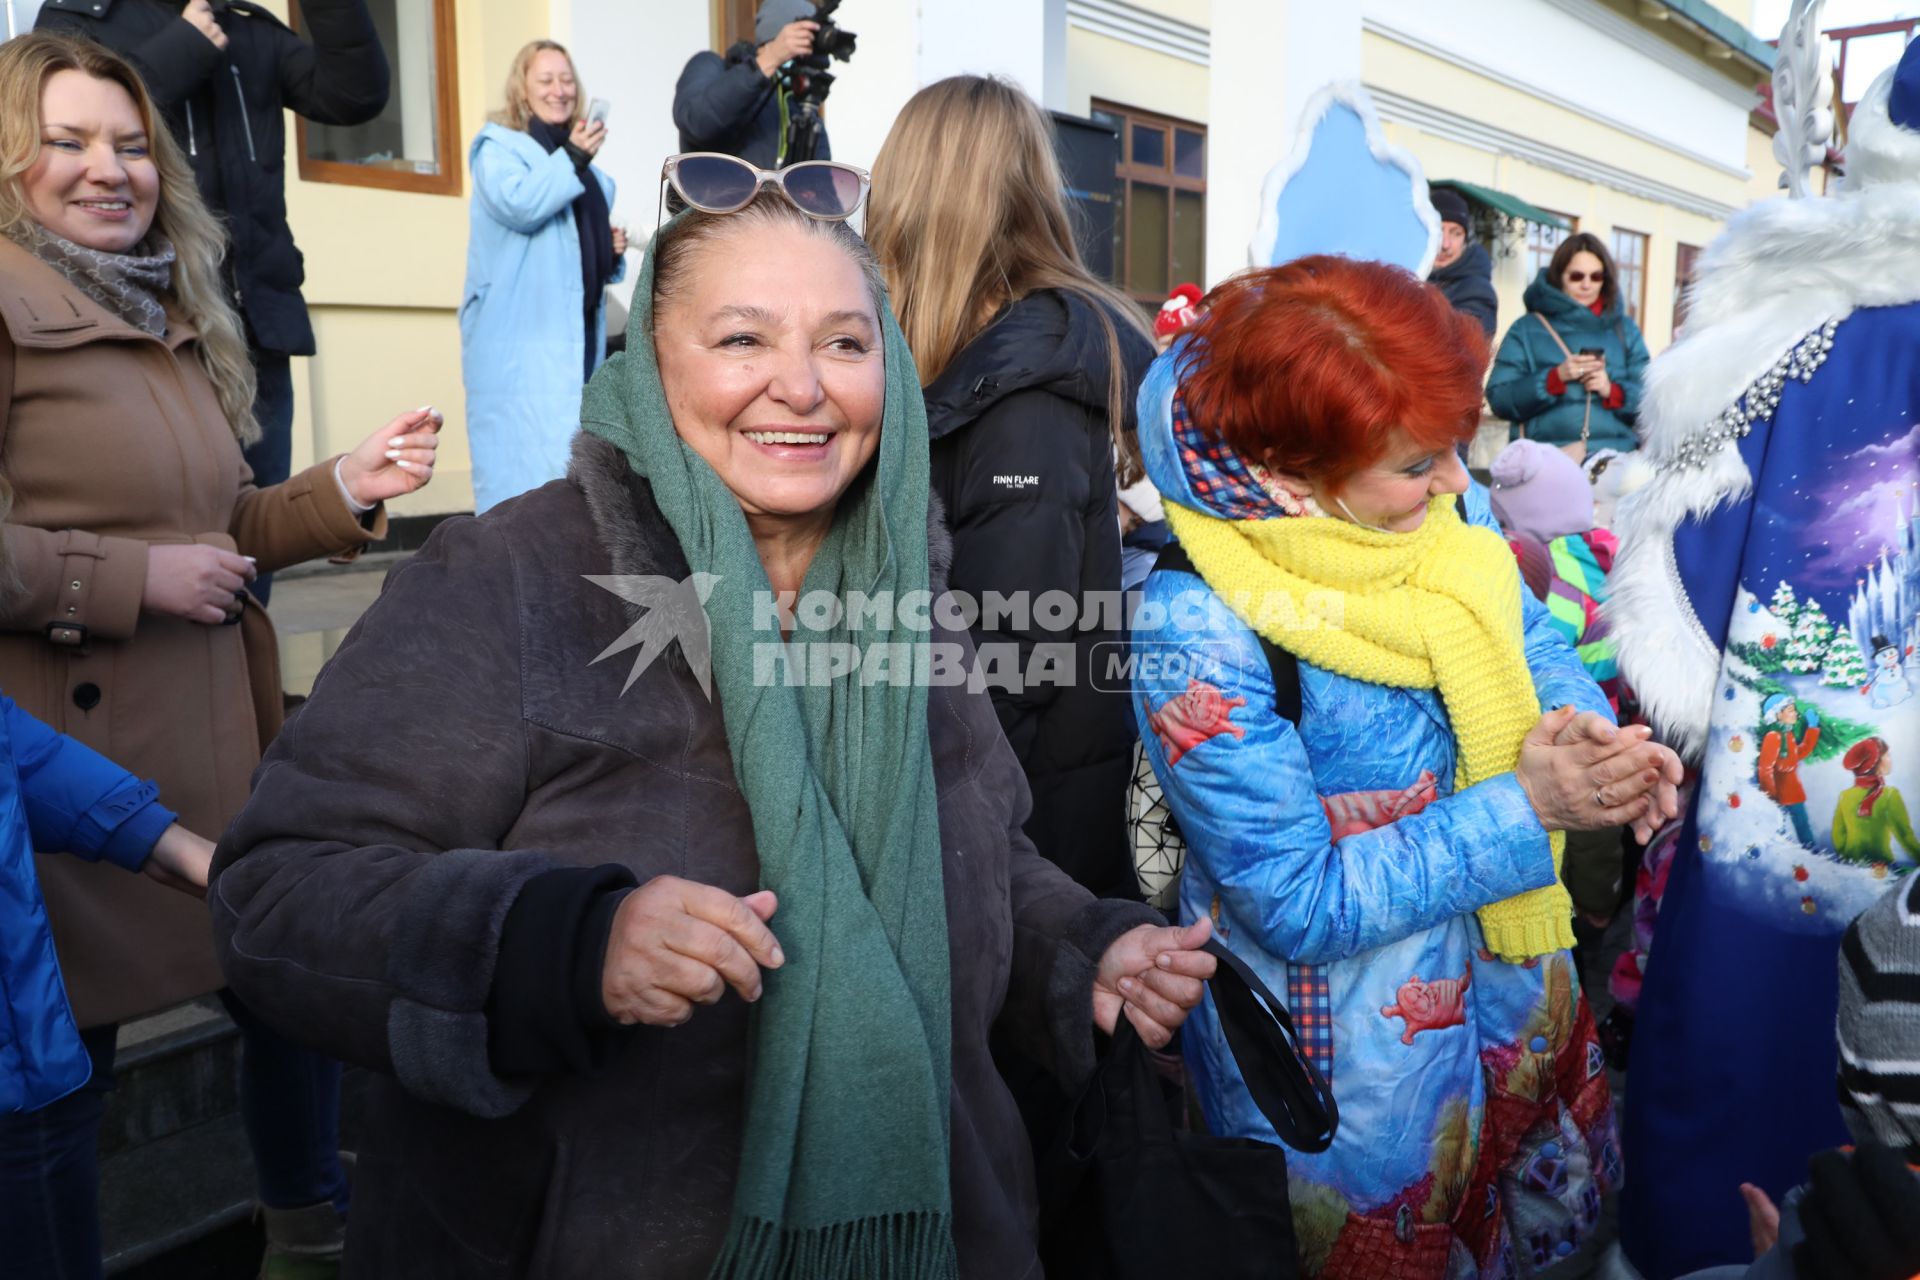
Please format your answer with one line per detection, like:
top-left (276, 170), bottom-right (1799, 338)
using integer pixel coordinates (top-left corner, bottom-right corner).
top-left (460, 41), bottom-right (627, 513)
top-left (1486, 232), bottom-right (1649, 456)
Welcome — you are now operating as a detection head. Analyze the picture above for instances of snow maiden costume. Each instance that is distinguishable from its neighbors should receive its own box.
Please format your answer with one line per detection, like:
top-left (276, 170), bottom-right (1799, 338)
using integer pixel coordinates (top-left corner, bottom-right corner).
top-left (1608, 22), bottom-right (1920, 1277)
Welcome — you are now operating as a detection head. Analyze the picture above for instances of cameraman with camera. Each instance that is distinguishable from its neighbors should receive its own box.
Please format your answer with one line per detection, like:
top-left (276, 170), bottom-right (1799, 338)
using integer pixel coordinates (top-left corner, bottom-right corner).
top-left (673, 0), bottom-right (843, 167)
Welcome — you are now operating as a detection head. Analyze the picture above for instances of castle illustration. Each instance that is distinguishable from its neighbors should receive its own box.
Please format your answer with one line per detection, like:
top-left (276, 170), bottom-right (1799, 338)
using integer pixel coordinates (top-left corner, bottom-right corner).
top-left (1844, 483), bottom-right (1920, 662)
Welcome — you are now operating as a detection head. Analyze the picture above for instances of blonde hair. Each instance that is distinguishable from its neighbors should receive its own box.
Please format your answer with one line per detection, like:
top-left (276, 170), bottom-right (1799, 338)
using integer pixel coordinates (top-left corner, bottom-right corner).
top-left (867, 75), bottom-right (1153, 482)
top-left (0, 34), bottom-right (257, 443)
top-left (491, 40), bottom-right (585, 132)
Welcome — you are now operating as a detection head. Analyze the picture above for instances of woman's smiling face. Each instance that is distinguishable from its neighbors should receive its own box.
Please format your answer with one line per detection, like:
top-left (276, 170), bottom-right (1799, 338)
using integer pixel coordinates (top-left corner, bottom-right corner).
top-left (22, 70), bottom-right (160, 253)
top-left (1321, 430), bottom-right (1471, 533)
top-left (653, 221), bottom-right (886, 531)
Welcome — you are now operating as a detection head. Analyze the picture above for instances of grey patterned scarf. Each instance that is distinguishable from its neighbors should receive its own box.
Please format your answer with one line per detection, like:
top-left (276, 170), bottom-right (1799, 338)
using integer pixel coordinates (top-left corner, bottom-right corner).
top-left (7, 222), bottom-right (175, 337)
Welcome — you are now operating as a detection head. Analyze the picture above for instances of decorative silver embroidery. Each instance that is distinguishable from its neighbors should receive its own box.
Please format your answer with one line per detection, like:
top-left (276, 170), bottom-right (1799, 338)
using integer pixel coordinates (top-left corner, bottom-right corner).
top-left (1666, 319), bottom-right (1839, 470)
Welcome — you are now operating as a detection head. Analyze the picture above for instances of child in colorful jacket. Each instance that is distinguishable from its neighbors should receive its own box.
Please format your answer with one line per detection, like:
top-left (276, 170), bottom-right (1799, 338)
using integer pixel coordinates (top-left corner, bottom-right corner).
top-left (0, 692), bottom-right (212, 1276)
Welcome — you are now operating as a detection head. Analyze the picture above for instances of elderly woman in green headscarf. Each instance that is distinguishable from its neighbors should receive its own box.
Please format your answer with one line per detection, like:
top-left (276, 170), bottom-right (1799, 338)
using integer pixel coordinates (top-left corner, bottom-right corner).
top-left (209, 180), bottom-right (1215, 1278)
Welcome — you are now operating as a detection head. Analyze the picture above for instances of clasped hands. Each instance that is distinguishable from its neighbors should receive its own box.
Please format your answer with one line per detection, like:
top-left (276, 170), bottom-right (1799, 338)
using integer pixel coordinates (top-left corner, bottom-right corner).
top-left (1516, 706), bottom-right (1684, 844)
top-left (1555, 353), bottom-right (1613, 399)
top-left (600, 876), bottom-right (1218, 1047)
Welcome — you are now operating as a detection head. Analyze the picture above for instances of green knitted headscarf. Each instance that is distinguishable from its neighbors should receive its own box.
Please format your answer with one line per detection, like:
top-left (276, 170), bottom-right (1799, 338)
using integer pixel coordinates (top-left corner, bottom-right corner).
top-left (580, 211), bottom-right (955, 1280)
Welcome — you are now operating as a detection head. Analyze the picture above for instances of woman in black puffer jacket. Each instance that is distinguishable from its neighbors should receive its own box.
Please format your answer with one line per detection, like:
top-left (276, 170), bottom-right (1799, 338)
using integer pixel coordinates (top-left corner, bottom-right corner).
top-left (869, 75), bottom-right (1155, 902)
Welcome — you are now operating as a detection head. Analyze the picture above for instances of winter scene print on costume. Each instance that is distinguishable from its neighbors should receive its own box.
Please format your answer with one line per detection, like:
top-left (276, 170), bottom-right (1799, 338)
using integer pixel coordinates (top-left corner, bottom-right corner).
top-left (1698, 497), bottom-right (1920, 935)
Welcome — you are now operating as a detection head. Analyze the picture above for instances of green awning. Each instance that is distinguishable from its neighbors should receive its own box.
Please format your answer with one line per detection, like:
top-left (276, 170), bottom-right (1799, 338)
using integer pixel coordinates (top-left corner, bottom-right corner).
top-left (1430, 179), bottom-right (1571, 230)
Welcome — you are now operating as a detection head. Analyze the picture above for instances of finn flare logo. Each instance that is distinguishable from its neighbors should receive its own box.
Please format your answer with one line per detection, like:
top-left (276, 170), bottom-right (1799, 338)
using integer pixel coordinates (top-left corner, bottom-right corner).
top-left (992, 474), bottom-right (1040, 489)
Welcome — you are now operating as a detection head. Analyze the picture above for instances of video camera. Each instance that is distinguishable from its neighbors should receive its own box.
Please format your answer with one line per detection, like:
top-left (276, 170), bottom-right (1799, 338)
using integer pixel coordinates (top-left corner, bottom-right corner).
top-left (779, 0), bottom-right (856, 163)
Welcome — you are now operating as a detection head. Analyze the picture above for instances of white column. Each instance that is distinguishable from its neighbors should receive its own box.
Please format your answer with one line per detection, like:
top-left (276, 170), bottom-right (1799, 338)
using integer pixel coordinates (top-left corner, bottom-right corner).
top-left (559, 0), bottom-right (710, 306)
top-left (1204, 0), bottom-right (1362, 286)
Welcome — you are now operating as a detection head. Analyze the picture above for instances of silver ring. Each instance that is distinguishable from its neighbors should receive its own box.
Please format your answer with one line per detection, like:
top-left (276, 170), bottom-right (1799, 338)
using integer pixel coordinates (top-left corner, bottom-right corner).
top-left (1594, 789), bottom-right (1606, 809)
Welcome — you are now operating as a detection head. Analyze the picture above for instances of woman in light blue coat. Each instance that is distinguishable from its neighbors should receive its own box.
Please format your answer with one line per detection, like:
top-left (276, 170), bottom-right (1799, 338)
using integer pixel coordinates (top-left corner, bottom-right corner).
top-left (461, 40), bottom-right (627, 513)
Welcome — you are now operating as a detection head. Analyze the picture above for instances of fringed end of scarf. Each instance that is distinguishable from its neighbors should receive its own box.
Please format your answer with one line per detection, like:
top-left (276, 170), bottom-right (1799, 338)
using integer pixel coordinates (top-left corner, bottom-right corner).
top-left (708, 1210), bottom-right (958, 1280)
top-left (1476, 879), bottom-right (1578, 964)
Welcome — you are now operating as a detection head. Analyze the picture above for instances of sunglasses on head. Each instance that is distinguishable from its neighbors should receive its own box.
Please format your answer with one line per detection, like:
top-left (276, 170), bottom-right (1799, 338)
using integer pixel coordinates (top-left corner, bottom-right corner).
top-left (658, 152), bottom-right (870, 226)
top-left (1563, 270), bottom-right (1606, 284)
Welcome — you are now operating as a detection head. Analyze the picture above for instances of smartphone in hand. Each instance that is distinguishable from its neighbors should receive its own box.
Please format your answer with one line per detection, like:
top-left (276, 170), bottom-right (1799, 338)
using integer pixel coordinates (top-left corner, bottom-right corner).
top-left (587, 98), bottom-right (611, 127)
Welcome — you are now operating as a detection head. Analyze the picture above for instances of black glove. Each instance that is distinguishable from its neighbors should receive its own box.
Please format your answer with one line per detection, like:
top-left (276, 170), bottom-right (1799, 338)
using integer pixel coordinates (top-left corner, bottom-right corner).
top-left (1792, 1142), bottom-right (1920, 1280)
top-left (563, 141), bottom-right (594, 172)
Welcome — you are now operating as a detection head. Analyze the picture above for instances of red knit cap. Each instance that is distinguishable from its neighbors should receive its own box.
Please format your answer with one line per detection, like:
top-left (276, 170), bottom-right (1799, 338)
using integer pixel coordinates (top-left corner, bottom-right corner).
top-left (1844, 736), bottom-right (1887, 781)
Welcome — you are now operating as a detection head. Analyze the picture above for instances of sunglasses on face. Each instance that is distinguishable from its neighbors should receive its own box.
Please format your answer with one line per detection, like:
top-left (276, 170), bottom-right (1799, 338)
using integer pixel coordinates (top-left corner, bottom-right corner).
top-left (1563, 270), bottom-right (1606, 284)
top-left (658, 152), bottom-right (870, 224)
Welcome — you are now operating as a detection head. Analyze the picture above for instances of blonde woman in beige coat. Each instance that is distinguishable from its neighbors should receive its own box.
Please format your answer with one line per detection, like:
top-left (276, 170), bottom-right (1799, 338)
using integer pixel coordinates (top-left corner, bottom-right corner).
top-left (0, 34), bottom-right (439, 1271)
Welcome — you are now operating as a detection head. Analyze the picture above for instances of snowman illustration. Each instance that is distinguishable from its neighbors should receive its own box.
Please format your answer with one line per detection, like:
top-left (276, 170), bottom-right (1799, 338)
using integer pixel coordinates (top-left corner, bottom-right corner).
top-left (1866, 633), bottom-right (1913, 709)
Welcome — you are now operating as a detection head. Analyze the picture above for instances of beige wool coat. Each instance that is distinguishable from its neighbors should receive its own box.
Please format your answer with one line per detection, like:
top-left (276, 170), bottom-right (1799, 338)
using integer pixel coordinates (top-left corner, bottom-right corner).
top-left (0, 236), bottom-right (385, 1027)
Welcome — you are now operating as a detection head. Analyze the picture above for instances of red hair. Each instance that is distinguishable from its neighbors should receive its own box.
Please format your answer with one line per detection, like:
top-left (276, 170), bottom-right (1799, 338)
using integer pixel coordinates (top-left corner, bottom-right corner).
top-left (1178, 256), bottom-right (1489, 488)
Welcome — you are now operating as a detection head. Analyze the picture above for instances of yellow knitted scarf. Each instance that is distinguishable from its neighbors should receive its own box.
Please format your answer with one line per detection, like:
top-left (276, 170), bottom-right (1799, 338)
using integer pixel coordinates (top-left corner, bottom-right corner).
top-left (1164, 494), bottom-right (1574, 961)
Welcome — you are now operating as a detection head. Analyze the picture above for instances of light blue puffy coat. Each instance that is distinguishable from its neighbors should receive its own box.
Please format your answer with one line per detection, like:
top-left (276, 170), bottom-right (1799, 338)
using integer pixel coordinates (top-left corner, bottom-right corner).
top-left (1130, 349), bottom-right (1622, 1273)
top-left (460, 123), bottom-right (626, 513)
top-left (1, 695), bottom-right (176, 1114)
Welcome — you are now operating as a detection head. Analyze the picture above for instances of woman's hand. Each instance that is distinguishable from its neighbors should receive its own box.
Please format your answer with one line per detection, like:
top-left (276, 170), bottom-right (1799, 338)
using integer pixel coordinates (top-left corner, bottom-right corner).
top-left (1555, 355), bottom-right (1594, 385)
top-left (1516, 706), bottom-right (1683, 834)
top-left (1093, 916), bottom-right (1216, 1049)
top-left (1580, 365), bottom-right (1614, 399)
top-left (569, 117), bottom-right (607, 158)
top-left (143, 544), bottom-right (255, 625)
top-left (338, 407), bottom-right (442, 508)
top-left (143, 824), bottom-right (214, 898)
top-left (612, 225), bottom-right (629, 257)
top-left (601, 876), bottom-right (784, 1027)
top-left (1549, 710), bottom-right (1684, 842)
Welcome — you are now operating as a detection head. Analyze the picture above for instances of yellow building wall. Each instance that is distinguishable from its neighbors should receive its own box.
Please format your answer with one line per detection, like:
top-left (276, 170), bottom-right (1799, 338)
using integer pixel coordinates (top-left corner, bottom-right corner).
top-left (257, 0), bottom-right (552, 517)
top-left (1062, 27), bottom-right (1209, 123)
top-left (1362, 29), bottom-right (1751, 356)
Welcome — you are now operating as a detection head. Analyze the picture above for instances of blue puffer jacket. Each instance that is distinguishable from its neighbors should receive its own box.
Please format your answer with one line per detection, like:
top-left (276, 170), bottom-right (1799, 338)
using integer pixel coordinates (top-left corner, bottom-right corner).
top-left (1, 695), bottom-right (176, 1114)
top-left (1131, 349), bottom-right (1622, 1274)
top-left (1486, 270), bottom-right (1650, 454)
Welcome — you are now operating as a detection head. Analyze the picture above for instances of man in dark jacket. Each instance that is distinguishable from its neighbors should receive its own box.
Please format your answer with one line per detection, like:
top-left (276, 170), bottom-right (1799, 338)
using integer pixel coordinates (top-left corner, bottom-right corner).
top-left (1428, 185), bottom-right (1498, 340)
top-left (38, 0), bottom-right (389, 601)
top-left (672, 0), bottom-right (830, 169)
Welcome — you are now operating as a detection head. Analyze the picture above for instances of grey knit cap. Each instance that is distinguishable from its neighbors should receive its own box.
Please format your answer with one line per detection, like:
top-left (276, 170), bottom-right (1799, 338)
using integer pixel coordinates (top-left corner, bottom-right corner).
top-left (1838, 874), bottom-right (1920, 1161)
top-left (756, 0), bottom-right (816, 44)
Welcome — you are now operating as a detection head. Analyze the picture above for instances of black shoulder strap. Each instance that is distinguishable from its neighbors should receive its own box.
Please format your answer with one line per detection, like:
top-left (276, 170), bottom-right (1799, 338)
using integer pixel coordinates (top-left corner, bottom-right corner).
top-left (1151, 540), bottom-right (1301, 726)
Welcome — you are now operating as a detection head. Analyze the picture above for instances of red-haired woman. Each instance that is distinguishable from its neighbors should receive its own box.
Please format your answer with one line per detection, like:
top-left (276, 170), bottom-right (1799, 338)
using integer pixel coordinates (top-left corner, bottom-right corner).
top-left (1131, 256), bottom-right (1681, 1275)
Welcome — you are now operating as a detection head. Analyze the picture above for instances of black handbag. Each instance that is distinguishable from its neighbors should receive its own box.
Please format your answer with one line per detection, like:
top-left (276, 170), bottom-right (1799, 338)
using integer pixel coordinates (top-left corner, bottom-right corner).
top-left (1037, 938), bottom-right (1338, 1280)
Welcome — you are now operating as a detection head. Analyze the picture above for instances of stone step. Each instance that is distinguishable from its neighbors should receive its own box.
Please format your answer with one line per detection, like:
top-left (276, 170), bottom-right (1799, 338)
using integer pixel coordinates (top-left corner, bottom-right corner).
top-left (98, 1001), bottom-right (364, 1275)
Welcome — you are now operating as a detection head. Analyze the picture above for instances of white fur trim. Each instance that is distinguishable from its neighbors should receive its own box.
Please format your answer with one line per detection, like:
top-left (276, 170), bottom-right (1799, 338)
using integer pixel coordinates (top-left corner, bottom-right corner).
top-left (1611, 78), bottom-right (1920, 760)
top-left (1249, 81), bottom-right (1440, 277)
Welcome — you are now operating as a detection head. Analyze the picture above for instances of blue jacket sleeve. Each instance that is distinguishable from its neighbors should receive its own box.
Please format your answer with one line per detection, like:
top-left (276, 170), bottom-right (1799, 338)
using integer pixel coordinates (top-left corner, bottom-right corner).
top-left (1133, 577), bottom-right (1557, 964)
top-left (1485, 317), bottom-right (1557, 424)
top-left (471, 135), bottom-right (585, 235)
top-left (6, 698), bottom-right (176, 872)
top-left (1462, 485), bottom-right (1613, 720)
